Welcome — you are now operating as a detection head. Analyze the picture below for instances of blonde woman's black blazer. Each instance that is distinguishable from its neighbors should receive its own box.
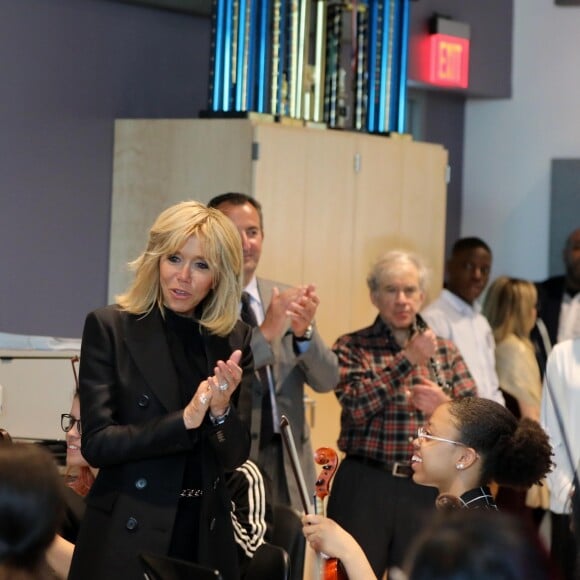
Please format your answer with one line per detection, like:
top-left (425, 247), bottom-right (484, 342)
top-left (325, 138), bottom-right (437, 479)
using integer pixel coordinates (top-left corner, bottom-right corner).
top-left (69, 305), bottom-right (253, 580)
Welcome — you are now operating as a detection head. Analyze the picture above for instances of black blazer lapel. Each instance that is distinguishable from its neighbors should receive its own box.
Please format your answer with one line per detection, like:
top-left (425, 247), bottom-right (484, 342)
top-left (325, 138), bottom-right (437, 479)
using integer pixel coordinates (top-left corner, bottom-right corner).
top-left (124, 308), bottom-right (182, 412)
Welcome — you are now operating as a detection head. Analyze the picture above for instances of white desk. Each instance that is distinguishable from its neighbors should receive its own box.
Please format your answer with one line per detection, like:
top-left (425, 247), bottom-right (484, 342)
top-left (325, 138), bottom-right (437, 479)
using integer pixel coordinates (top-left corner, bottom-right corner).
top-left (0, 349), bottom-right (80, 441)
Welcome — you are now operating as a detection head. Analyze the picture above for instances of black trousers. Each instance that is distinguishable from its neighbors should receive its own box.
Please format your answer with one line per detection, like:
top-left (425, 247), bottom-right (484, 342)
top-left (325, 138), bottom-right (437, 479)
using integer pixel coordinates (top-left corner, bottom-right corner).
top-left (327, 457), bottom-right (437, 578)
top-left (550, 512), bottom-right (578, 580)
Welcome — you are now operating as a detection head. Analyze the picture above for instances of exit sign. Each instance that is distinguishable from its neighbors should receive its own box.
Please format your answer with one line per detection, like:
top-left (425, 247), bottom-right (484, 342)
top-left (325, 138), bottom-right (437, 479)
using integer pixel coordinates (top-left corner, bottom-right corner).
top-left (427, 33), bottom-right (470, 89)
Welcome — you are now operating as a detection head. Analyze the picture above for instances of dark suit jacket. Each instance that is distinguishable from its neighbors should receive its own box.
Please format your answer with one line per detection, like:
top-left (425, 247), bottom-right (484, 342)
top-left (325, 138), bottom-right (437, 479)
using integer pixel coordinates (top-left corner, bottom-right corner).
top-left (536, 275), bottom-right (566, 346)
top-left (69, 305), bottom-right (253, 580)
top-left (533, 275), bottom-right (566, 374)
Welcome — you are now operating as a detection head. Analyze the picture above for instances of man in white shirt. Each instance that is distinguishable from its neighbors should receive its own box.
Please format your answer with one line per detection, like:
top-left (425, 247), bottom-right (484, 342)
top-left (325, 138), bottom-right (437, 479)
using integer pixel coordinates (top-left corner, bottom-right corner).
top-left (540, 338), bottom-right (580, 580)
top-left (422, 237), bottom-right (504, 404)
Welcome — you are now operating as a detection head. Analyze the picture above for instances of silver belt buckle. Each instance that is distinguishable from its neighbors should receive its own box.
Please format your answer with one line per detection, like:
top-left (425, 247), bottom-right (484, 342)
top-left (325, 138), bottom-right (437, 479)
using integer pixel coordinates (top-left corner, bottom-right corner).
top-left (180, 488), bottom-right (204, 498)
top-left (392, 462), bottom-right (409, 478)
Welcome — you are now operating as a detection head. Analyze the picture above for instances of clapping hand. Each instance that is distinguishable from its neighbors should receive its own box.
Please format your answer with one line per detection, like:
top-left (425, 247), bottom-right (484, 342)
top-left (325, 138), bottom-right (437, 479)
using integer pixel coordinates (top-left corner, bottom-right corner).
top-left (288, 284), bottom-right (319, 338)
top-left (183, 350), bottom-right (242, 429)
top-left (261, 284), bottom-right (319, 342)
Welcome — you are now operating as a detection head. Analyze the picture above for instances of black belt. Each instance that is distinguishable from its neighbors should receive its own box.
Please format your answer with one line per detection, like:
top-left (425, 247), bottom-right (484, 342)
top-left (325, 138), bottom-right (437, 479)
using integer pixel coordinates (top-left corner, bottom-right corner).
top-left (180, 476), bottom-right (220, 498)
top-left (180, 488), bottom-right (204, 498)
top-left (347, 455), bottom-right (413, 478)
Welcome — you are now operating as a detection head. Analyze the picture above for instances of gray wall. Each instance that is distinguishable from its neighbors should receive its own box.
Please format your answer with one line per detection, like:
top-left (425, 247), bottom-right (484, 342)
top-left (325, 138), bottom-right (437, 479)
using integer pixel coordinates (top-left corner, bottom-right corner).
top-left (0, 0), bottom-right (210, 336)
top-left (551, 160), bottom-right (580, 276)
top-left (421, 90), bottom-right (466, 261)
top-left (0, 0), bottom-right (512, 337)
top-left (407, 0), bottom-right (513, 260)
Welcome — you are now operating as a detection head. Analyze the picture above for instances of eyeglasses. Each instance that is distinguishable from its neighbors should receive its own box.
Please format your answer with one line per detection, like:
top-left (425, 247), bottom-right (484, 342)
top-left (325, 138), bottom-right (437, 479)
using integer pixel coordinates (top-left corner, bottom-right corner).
top-left (383, 285), bottom-right (420, 298)
top-left (417, 426), bottom-right (465, 447)
top-left (61, 414), bottom-right (82, 435)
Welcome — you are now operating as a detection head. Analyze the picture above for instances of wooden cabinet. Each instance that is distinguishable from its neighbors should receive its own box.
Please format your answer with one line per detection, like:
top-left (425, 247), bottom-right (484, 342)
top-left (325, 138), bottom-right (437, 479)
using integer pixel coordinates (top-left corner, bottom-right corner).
top-left (110, 119), bottom-right (448, 452)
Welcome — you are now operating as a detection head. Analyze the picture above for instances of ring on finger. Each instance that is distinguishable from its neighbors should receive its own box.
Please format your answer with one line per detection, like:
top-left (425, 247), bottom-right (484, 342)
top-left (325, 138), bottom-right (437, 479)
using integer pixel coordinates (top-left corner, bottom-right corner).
top-left (200, 393), bottom-right (209, 405)
top-left (218, 381), bottom-right (228, 391)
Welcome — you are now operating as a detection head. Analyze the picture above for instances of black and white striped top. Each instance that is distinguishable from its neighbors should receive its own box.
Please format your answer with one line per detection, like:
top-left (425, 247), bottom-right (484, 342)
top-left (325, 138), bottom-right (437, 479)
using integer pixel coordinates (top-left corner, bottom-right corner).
top-left (227, 459), bottom-right (269, 562)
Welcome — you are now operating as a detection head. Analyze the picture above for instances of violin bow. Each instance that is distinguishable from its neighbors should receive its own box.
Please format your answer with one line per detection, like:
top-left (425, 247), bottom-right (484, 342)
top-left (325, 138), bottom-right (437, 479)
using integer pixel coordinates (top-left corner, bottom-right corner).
top-left (280, 415), bottom-right (314, 515)
top-left (281, 416), bottom-right (347, 580)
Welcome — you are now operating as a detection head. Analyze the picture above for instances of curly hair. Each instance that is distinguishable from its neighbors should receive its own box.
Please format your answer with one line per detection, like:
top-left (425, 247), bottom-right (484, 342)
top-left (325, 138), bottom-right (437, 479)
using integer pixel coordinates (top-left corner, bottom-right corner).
top-left (447, 397), bottom-right (553, 489)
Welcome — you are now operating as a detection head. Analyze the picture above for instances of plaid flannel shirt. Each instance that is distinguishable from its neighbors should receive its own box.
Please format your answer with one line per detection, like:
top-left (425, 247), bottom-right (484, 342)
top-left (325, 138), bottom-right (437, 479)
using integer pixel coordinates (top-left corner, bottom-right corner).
top-left (333, 315), bottom-right (477, 465)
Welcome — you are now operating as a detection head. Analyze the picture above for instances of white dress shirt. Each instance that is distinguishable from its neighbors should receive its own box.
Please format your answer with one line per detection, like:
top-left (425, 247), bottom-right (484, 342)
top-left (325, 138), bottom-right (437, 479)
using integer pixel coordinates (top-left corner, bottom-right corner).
top-left (541, 338), bottom-right (580, 514)
top-left (422, 289), bottom-right (505, 405)
top-left (558, 291), bottom-right (580, 343)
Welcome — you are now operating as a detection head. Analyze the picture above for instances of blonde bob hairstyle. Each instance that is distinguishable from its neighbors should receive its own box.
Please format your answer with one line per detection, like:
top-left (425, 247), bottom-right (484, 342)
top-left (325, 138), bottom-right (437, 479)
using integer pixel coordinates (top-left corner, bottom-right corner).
top-left (116, 201), bottom-right (243, 336)
top-left (482, 276), bottom-right (537, 344)
top-left (367, 250), bottom-right (431, 294)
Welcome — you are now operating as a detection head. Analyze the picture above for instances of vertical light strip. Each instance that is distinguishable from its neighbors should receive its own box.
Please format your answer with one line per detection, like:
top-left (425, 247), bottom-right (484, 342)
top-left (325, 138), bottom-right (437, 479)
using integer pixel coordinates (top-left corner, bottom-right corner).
top-left (312, 0), bottom-right (327, 123)
top-left (366, 0), bottom-right (378, 132)
top-left (387, 0), bottom-right (401, 131)
top-left (289, 0), bottom-right (300, 117)
top-left (211, 0), bottom-right (226, 110)
top-left (377, 0), bottom-right (391, 133)
top-left (222, 0), bottom-right (233, 110)
top-left (296, 0), bottom-right (311, 119)
top-left (256, 0), bottom-right (269, 112)
top-left (395, 0), bottom-right (410, 132)
top-left (246, 0), bottom-right (256, 110)
top-left (235, 0), bottom-right (247, 110)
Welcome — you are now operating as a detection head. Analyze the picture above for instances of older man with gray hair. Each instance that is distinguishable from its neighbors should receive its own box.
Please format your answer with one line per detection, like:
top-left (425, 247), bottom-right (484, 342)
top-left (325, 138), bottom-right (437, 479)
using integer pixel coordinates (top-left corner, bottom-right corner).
top-left (326, 250), bottom-right (477, 578)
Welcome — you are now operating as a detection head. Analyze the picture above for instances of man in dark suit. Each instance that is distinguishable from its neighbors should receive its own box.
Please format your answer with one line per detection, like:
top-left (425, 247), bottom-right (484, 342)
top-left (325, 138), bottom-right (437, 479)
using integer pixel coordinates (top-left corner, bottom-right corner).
top-left (208, 193), bottom-right (339, 513)
top-left (533, 227), bottom-right (580, 373)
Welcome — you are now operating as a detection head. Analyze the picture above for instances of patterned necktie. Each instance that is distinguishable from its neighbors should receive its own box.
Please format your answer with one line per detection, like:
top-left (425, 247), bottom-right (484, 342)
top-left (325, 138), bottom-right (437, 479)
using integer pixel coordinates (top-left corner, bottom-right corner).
top-left (240, 292), bottom-right (274, 446)
top-left (240, 291), bottom-right (258, 327)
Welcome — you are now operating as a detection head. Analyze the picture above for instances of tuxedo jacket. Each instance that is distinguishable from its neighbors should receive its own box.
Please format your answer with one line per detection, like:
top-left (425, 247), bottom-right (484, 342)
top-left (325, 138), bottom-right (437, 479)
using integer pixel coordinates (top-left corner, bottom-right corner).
top-left (535, 275), bottom-right (566, 346)
top-left (533, 275), bottom-right (566, 374)
top-left (69, 305), bottom-right (253, 580)
top-left (245, 278), bottom-right (339, 511)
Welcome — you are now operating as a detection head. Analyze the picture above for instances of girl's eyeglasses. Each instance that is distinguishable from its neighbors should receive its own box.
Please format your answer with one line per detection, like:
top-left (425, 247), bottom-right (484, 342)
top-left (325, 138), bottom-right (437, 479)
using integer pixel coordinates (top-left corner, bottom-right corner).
top-left (417, 426), bottom-right (465, 447)
top-left (61, 414), bottom-right (81, 435)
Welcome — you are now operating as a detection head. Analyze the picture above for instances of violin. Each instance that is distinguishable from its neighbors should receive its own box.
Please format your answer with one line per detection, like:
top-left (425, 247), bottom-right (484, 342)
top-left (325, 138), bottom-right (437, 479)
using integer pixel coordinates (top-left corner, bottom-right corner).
top-left (314, 448), bottom-right (348, 580)
top-left (279, 416), bottom-right (348, 580)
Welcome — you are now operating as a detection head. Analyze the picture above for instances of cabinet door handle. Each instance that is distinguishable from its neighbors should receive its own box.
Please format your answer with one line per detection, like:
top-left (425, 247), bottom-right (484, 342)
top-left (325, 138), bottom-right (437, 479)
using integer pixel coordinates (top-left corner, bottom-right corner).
top-left (303, 395), bottom-right (316, 428)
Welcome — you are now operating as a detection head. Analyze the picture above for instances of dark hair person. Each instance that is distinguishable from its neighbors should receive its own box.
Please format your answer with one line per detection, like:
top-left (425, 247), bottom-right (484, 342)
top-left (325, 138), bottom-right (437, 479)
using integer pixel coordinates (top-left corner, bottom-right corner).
top-left (0, 443), bottom-right (65, 579)
top-left (303, 397), bottom-right (553, 580)
top-left (68, 201), bottom-right (254, 580)
top-left (411, 397), bottom-right (553, 510)
top-left (404, 509), bottom-right (552, 580)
